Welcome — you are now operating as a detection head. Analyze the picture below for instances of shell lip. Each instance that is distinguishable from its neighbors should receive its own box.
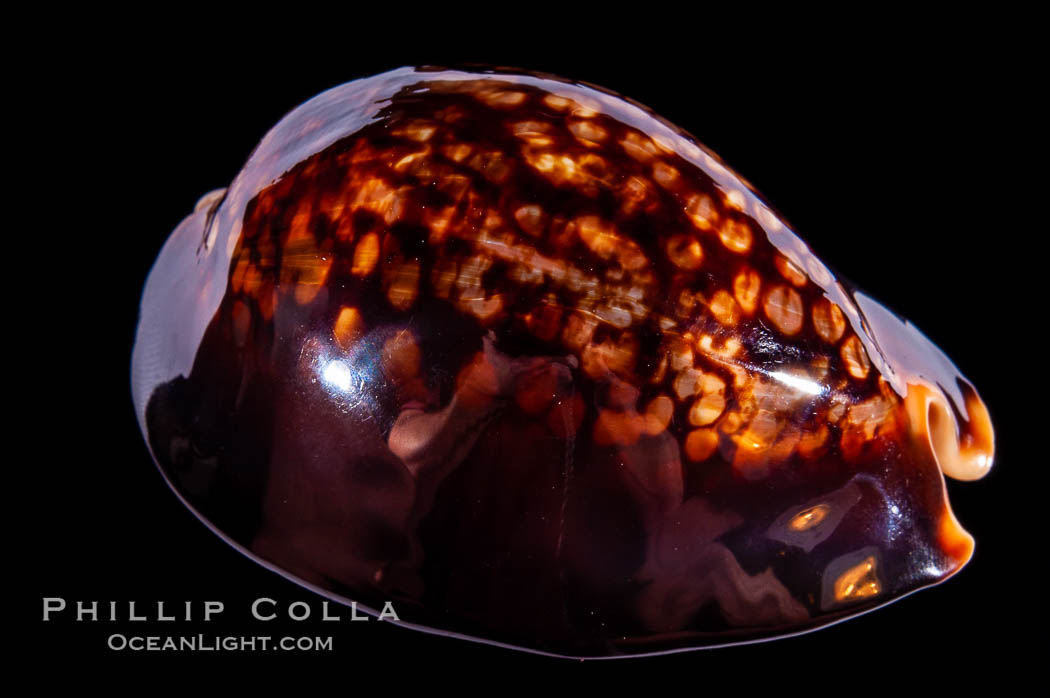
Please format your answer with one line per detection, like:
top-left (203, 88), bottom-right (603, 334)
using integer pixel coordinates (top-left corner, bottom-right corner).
top-left (905, 381), bottom-right (995, 482)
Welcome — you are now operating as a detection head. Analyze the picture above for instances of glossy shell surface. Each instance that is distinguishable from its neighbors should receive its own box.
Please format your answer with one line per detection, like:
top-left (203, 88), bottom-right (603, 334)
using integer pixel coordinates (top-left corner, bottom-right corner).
top-left (132, 66), bottom-right (995, 657)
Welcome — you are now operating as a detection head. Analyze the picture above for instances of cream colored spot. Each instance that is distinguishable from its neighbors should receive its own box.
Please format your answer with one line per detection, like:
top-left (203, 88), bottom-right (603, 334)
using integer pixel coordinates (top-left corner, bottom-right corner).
top-left (733, 268), bottom-right (761, 314)
top-left (620, 132), bottom-right (661, 162)
top-left (468, 150), bottom-right (511, 183)
top-left (594, 410), bottom-right (645, 447)
top-left (320, 188), bottom-right (349, 222)
top-left (719, 411), bottom-right (743, 435)
top-left (392, 120), bottom-right (436, 142)
top-left (231, 255), bottom-right (249, 293)
top-left (666, 234), bottom-right (703, 270)
top-left (514, 205), bottom-right (546, 237)
top-left (463, 294), bottom-right (503, 322)
top-left (351, 233), bottom-right (380, 276)
top-left (241, 263), bottom-right (262, 296)
top-left (685, 193), bottom-right (718, 231)
top-left (570, 97), bottom-right (600, 119)
top-left (352, 179), bottom-right (405, 225)
top-left (673, 367), bottom-right (702, 400)
top-left (576, 216), bottom-right (619, 259)
top-left (617, 239), bottom-right (648, 271)
top-left (775, 255), bottom-right (808, 286)
top-left (668, 338), bottom-right (694, 371)
top-left (434, 173), bottom-right (471, 201)
top-left (442, 143), bottom-right (473, 163)
top-left (841, 335), bottom-right (871, 380)
top-left (650, 352), bottom-right (669, 382)
top-left (806, 256), bottom-right (833, 287)
top-left (431, 258), bottom-right (458, 299)
top-left (812, 299), bottom-right (846, 344)
top-left (680, 140), bottom-right (702, 160)
top-left (799, 425), bottom-right (830, 459)
top-left (684, 428), bottom-right (719, 462)
top-left (524, 298), bottom-right (563, 342)
top-left (652, 161), bottom-right (680, 189)
top-left (595, 303), bottom-right (633, 329)
top-left (827, 397), bottom-right (848, 424)
top-left (568, 119), bottom-right (607, 146)
top-left (619, 176), bottom-right (652, 215)
top-left (282, 229), bottom-right (333, 306)
top-left (386, 260), bottom-right (420, 311)
top-left (456, 254), bottom-right (491, 293)
top-left (763, 285), bottom-right (804, 335)
top-left (845, 395), bottom-right (890, 441)
top-left (522, 149), bottom-right (605, 189)
top-left (736, 409), bottom-right (779, 454)
top-left (644, 395), bottom-right (674, 436)
top-left (423, 205), bottom-right (457, 242)
top-left (833, 556), bottom-right (880, 602)
top-left (789, 504), bottom-right (830, 531)
top-left (719, 219), bottom-right (752, 253)
top-left (581, 335), bottom-right (638, 378)
top-left (435, 105), bottom-right (465, 123)
top-left (725, 189), bottom-right (746, 211)
top-left (333, 306), bottom-right (365, 351)
top-left (755, 202), bottom-right (782, 232)
top-left (542, 94), bottom-right (573, 111)
top-left (709, 290), bottom-right (740, 326)
top-left (562, 312), bottom-right (598, 352)
top-left (675, 289), bottom-right (696, 320)
top-left (512, 121), bottom-right (554, 146)
top-left (701, 372), bottom-right (726, 396)
top-left (689, 391), bottom-right (726, 426)
top-left (393, 150), bottom-right (428, 172)
top-left (688, 372), bottom-right (727, 426)
top-left (651, 132), bottom-right (676, 154)
top-left (291, 275), bottom-right (327, 304)
top-left (697, 334), bottom-right (743, 360)
top-left (479, 90), bottom-right (527, 108)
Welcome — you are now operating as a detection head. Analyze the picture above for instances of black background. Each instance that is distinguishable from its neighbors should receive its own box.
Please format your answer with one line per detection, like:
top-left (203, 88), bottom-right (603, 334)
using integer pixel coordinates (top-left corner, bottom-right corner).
top-left (23, 16), bottom-right (1034, 684)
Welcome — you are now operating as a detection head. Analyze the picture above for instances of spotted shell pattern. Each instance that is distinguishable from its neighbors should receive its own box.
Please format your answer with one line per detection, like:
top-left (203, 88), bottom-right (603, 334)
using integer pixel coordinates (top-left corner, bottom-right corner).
top-left (132, 66), bottom-right (994, 658)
